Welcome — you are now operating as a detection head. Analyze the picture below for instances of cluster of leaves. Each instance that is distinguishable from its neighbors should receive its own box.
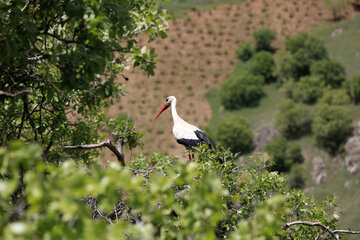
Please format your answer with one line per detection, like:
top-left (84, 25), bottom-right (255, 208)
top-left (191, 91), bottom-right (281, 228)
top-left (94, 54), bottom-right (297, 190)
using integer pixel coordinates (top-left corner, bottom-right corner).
top-left (0, 0), bottom-right (170, 163)
top-left (1, 142), bottom-right (341, 239)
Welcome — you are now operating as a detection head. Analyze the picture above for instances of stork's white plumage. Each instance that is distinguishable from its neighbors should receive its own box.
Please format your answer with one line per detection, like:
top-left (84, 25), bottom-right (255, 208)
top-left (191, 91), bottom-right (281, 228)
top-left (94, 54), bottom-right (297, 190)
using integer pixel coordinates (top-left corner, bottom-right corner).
top-left (153, 96), bottom-right (218, 161)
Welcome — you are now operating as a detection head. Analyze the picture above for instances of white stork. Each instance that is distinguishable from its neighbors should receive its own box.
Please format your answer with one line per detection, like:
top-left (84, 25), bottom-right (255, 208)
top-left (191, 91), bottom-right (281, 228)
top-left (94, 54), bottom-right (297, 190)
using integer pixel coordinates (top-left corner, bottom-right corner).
top-left (153, 96), bottom-right (219, 161)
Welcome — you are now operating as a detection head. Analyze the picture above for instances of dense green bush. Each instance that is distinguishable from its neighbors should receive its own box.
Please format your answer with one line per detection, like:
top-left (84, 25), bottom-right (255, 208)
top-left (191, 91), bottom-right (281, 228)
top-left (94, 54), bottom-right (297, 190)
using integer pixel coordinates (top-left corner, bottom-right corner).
top-left (310, 59), bottom-right (346, 88)
top-left (275, 50), bottom-right (295, 85)
top-left (216, 116), bottom-right (253, 153)
top-left (264, 136), bottom-right (304, 172)
top-left (344, 75), bottom-right (360, 103)
top-left (292, 75), bottom-right (325, 104)
top-left (253, 28), bottom-right (276, 51)
top-left (275, 100), bottom-right (312, 139)
top-left (313, 104), bottom-right (353, 155)
top-left (249, 51), bottom-right (276, 83)
top-left (318, 89), bottom-right (350, 105)
top-left (288, 164), bottom-right (305, 189)
top-left (236, 42), bottom-right (254, 61)
top-left (285, 32), bottom-right (328, 79)
top-left (220, 73), bottom-right (264, 109)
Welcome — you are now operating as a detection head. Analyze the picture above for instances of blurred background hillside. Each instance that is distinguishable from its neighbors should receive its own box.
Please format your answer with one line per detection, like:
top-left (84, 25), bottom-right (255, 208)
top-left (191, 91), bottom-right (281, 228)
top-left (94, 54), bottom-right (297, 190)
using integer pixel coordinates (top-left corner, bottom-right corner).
top-left (107, 0), bottom-right (360, 235)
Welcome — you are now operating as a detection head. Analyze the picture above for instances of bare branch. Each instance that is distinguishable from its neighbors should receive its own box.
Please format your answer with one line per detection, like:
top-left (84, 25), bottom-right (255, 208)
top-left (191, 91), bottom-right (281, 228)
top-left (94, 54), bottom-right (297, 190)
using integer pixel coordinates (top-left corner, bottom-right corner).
top-left (283, 221), bottom-right (360, 240)
top-left (63, 140), bottom-right (125, 166)
top-left (0, 90), bottom-right (31, 98)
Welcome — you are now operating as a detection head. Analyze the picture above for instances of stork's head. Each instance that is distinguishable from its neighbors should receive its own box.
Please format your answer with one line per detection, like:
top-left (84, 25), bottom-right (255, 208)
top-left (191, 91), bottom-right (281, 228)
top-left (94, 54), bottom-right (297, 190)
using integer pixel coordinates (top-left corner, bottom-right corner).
top-left (153, 96), bottom-right (176, 120)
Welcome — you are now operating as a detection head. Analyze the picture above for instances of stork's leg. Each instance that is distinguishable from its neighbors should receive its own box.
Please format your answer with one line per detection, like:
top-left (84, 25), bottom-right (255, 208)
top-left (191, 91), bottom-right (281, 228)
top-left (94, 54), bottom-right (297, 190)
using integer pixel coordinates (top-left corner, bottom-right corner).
top-left (192, 151), bottom-right (195, 159)
top-left (188, 153), bottom-right (192, 161)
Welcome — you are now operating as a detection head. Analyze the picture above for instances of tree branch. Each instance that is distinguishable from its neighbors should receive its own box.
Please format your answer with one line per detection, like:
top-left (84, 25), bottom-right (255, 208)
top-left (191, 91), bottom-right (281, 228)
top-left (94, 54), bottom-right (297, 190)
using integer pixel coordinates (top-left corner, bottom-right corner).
top-left (0, 90), bottom-right (31, 98)
top-left (63, 140), bottom-right (125, 166)
top-left (283, 221), bottom-right (360, 240)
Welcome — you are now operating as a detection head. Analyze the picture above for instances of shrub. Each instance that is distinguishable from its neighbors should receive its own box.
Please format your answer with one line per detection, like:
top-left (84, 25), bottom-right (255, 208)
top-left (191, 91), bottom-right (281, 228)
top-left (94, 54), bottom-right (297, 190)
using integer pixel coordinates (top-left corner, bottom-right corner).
top-left (288, 164), bottom-right (305, 189)
top-left (287, 143), bottom-right (304, 164)
top-left (318, 89), bottom-right (350, 105)
top-left (236, 42), bottom-right (254, 61)
top-left (216, 116), bottom-right (253, 153)
top-left (274, 50), bottom-right (295, 85)
top-left (313, 104), bottom-right (353, 154)
top-left (275, 100), bottom-right (312, 139)
top-left (265, 136), bottom-right (288, 172)
top-left (326, 0), bottom-right (348, 20)
top-left (264, 136), bottom-right (304, 172)
top-left (310, 59), bottom-right (346, 88)
top-left (344, 75), bottom-right (360, 103)
top-left (253, 28), bottom-right (276, 51)
top-left (285, 32), bottom-right (328, 79)
top-left (292, 75), bottom-right (325, 104)
top-left (220, 72), bottom-right (264, 110)
top-left (249, 51), bottom-right (276, 83)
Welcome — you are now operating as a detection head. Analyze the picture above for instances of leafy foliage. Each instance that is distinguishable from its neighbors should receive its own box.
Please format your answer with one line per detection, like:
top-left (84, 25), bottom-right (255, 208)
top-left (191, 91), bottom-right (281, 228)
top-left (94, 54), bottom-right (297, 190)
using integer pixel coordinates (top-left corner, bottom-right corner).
top-left (275, 50), bottom-right (295, 85)
top-left (0, 0), bottom-right (169, 163)
top-left (285, 32), bottom-right (328, 79)
top-left (313, 104), bottom-right (353, 154)
top-left (310, 59), bottom-right (346, 88)
top-left (253, 28), bottom-right (276, 51)
top-left (236, 42), bottom-right (254, 61)
top-left (344, 75), bottom-right (360, 103)
top-left (275, 100), bottom-right (312, 139)
top-left (220, 72), bottom-right (265, 109)
top-left (216, 116), bottom-right (253, 154)
top-left (1, 143), bottom-right (341, 239)
top-left (264, 136), bottom-right (304, 172)
top-left (249, 51), bottom-right (276, 83)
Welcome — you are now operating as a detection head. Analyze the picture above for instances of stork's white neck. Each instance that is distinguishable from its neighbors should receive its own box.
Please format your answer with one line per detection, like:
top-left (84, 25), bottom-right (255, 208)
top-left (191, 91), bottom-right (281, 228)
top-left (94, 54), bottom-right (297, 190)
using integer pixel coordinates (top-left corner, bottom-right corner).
top-left (171, 98), bottom-right (181, 123)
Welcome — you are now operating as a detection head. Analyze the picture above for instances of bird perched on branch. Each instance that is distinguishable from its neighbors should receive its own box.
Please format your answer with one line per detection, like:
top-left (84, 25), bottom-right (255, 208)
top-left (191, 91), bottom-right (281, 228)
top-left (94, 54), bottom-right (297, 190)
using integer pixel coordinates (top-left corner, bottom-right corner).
top-left (153, 96), bottom-right (221, 162)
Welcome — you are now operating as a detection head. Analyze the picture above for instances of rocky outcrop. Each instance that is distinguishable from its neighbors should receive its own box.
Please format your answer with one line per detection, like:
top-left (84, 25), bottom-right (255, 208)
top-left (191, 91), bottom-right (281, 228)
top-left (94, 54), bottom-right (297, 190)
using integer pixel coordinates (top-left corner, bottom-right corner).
top-left (253, 125), bottom-right (278, 152)
top-left (345, 136), bottom-right (360, 154)
top-left (312, 157), bottom-right (327, 184)
top-left (345, 154), bottom-right (360, 175)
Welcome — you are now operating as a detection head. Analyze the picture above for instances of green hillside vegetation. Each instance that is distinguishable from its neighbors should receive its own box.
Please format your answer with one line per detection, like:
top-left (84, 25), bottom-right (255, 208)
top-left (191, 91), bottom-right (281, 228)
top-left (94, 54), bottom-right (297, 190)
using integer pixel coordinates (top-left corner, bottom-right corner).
top-left (159, 0), bottom-right (244, 17)
top-left (206, 16), bottom-right (360, 234)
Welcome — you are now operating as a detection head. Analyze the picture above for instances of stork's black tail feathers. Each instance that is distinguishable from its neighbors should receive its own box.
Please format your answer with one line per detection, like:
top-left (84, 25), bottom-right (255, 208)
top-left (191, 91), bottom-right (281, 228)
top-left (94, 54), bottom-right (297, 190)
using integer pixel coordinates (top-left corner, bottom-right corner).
top-left (194, 130), bottom-right (224, 164)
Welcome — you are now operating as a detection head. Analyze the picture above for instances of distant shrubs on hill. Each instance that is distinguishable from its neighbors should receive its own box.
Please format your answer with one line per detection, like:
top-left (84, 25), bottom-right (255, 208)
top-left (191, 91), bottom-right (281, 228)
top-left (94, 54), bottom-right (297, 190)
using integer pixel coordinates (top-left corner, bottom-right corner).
top-left (236, 42), bottom-right (254, 61)
top-left (291, 75), bottom-right (325, 104)
top-left (318, 89), bottom-right (350, 105)
top-left (249, 51), bottom-right (276, 83)
top-left (253, 28), bottom-right (276, 51)
top-left (264, 136), bottom-right (304, 172)
top-left (220, 72), bottom-right (264, 109)
top-left (312, 104), bottom-right (353, 155)
top-left (310, 59), bottom-right (346, 88)
top-left (285, 32), bottom-right (328, 79)
top-left (344, 75), bottom-right (360, 103)
top-left (216, 116), bottom-right (253, 154)
top-left (275, 100), bottom-right (312, 139)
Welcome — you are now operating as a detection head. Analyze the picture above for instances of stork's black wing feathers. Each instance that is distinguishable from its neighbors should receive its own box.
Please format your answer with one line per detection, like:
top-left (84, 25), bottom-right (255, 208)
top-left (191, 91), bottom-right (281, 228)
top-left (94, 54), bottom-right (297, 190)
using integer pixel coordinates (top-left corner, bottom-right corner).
top-left (176, 138), bottom-right (201, 148)
top-left (194, 130), bottom-right (217, 152)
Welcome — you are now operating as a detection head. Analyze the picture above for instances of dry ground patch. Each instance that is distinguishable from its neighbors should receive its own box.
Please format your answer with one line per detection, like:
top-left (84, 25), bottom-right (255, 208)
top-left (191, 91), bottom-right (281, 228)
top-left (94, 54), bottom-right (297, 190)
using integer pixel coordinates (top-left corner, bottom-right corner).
top-left (106, 0), bottom-right (359, 159)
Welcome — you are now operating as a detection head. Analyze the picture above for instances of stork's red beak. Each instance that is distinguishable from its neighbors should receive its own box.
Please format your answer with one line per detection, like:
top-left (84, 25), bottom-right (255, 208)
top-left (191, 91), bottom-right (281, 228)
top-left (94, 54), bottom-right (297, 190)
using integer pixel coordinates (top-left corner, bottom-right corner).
top-left (153, 104), bottom-right (170, 120)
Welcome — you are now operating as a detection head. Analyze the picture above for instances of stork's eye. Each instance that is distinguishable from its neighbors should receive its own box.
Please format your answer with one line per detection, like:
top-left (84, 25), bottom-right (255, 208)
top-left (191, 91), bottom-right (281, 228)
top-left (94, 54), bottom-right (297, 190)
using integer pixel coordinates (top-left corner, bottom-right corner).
top-left (166, 98), bottom-right (169, 102)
